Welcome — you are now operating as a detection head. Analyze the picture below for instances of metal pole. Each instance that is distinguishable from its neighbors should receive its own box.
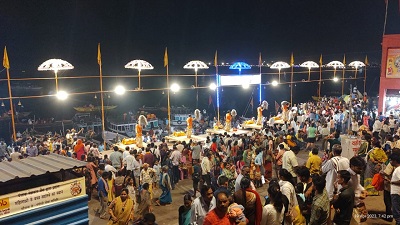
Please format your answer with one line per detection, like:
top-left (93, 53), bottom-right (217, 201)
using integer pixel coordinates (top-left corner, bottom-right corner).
top-left (6, 67), bottom-right (16, 142)
top-left (98, 43), bottom-right (107, 151)
top-left (167, 65), bottom-right (171, 135)
top-left (138, 69), bottom-right (141, 90)
top-left (195, 69), bottom-right (198, 109)
top-left (55, 70), bottom-right (58, 93)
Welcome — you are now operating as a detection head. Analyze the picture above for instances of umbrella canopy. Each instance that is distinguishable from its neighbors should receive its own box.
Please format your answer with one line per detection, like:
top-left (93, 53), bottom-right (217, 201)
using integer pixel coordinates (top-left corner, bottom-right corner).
top-left (348, 61), bottom-right (365, 69)
top-left (229, 62), bottom-right (251, 72)
top-left (183, 60), bottom-right (209, 70)
top-left (38, 59), bottom-right (74, 71)
top-left (270, 61), bottom-right (290, 70)
top-left (326, 61), bottom-right (345, 69)
top-left (300, 61), bottom-right (319, 69)
top-left (124, 59), bottom-right (154, 70)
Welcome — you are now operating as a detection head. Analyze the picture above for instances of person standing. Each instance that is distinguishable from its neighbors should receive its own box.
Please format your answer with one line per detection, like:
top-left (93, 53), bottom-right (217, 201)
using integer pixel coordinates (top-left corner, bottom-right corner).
top-left (306, 122), bottom-right (317, 150)
top-left (96, 172), bottom-right (109, 219)
top-left (203, 189), bottom-right (243, 225)
top-left (123, 150), bottom-right (135, 179)
top-left (191, 185), bottom-right (213, 225)
top-left (191, 142), bottom-right (201, 164)
top-left (108, 189), bottom-right (134, 225)
top-left (309, 175), bottom-right (330, 225)
top-left (187, 114), bottom-right (193, 138)
top-left (110, 146), bottom-right (123, 170)
top-left (321, 144), bottom-right (350, 200)
top-left (140, 163), bottom-right (155, 199)
top-left (201, 152), bottom-right (212, 187)
top-left (143, 148), bottom-right (155, 168)
top-left (306, 147), bottom-right (322, 175)
top-left (282, 146), bottom-right (299, 185)
top-left (260, 184), bottom-right (285, 225)
top-left (26, 141), bottom-right (38, 157)
top-left (389, 153), bottom-right (400, 225)
top-left (170, 145), bottom-right (182, 184)
top-left (331, 170), bottom-right (355, 225)
top-left (179, 194), bottom-right (193, 225)
top-left (233, 177), bottom-right (262, 225)
top-left (156, 166), bottom-right (172, 205)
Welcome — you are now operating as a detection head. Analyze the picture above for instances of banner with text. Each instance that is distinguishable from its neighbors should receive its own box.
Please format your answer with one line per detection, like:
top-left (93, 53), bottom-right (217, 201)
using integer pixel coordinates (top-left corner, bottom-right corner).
top-left (0, 177), bottom-right (86, 218)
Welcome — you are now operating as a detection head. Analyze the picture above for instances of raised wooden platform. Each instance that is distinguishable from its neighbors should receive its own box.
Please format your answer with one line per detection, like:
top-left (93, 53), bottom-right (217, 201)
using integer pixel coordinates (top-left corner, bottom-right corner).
top-left (241, 123), bottom-right (263, 130)
top-left (205, 128), bottom-right (251, 136)
top-left (165, 134), bottom-right (207, 143)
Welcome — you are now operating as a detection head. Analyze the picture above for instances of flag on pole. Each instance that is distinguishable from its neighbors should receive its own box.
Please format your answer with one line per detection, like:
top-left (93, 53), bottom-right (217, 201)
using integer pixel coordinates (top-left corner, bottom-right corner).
top-left (319, 54), bottom-right (323, 66)
top-left (259, 52), bottom-right (262, 66)
top-left (164, 47), bottom-right (168, 67)
top-left (3, 47), bottom-right (10, 69)
top-left (275, 101), bottom-right (280, 113)
top-left (290, 52), bottom-right (294, 66)
top-left (365, 55), bottom-right (369, 66)
top-left (250, 96), bottom-right (254, 107)
top-left (208, 95), bottom-right (213, 106)
top-left (343, 54), bottom-right (346, 65)
top-left (214, 50), bottom-right (218, 67)
top-left (97, 43), bottom-right (102, 66)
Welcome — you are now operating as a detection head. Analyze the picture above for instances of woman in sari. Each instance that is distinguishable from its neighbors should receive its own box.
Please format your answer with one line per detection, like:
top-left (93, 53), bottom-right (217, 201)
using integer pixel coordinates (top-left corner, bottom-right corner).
top-left (86, 156), bottom-right (98, 201)
top-left (178, 194), bottom-right (193, 225)
top-left (156, 166), bottom-right (172, 205)
top-left (233, 177), bottom-right (263, 225)
top-left (108, 188), bottom-right (134, 225)
top-left (364, 139), bottom-right (388, 195)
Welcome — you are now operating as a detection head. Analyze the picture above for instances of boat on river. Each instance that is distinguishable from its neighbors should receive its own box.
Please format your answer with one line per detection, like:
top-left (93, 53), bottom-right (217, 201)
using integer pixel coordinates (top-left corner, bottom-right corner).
top-left (73, 105), bottom-right (117, 112)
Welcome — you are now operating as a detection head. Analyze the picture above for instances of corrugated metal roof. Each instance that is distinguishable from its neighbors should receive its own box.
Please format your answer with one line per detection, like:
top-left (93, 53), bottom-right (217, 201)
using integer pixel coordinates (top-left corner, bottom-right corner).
top-left (0, 153), bottom-right (87, 183)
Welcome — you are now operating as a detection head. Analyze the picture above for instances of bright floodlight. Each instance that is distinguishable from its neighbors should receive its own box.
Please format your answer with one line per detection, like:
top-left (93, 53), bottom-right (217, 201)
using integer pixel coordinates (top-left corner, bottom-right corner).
top-left (170, 83), bottom-right (180, 93)
top-left (348, 61), bottom-right (366, 69)
top-left (56, 91), bottom-right (68, 100)
top-left (209, 83), bottom-right (217, 91)
top-left (242, 83), bottom-right (250, 89)
top-left (326, 61), bottom-right (345, 69)
top-left (271, 81), bottom-right (278, 86)
top-left (333, 77), bottom-right (339, 82)
top-left (300, 61), bottom-right (319, 69)
top-left (38, 59), bottom-right (74, 72)
top-left (183, 60), bottom-right (209, 72)
top-left (124, 59), bottom-right (154, 71)
top-left (114, 85), bottom-right (126, 95)
top-left (270, 61), bottom-right (290, 70)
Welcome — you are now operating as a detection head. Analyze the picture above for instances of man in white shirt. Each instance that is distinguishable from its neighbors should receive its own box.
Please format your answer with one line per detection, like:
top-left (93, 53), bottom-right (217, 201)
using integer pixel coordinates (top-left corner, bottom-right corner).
top-left (190, 185), bottom-right (213, 225)
top-left (347, 156), bottom-right (367, 205)
top-left (234, 165), bottom-right (256, 192)
top-left (170, 145), bottom-right (181, 184)
top-left (123, 150), bottom-right (135, 178)
top-left (322, 144), bottom-right (350, 200)
top-left (372, 117), bottom-right (382, 140)
top-left (201, 152), bottom-right (212, 187)
top-left (282, 146), bottom-right (299, 184)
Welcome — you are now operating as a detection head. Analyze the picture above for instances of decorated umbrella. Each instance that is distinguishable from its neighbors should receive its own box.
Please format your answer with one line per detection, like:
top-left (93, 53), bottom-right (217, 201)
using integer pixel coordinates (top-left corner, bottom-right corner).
top-left (184, 60), bottom-right (209, 108)
top-left (348, 61), bottom-right (365, 79)
top-left (300, 61), bottom-right (319, 81)
top-left (125, 59), bottom-right (154, 89)
top-left (326, 61), bottom-right (345, 81)
top-left (38, 59), bottom-right (74, 93)
top-left (270, 61), bottom-right (290, 83)
top-left (229, 62), bottom-right (251, 75)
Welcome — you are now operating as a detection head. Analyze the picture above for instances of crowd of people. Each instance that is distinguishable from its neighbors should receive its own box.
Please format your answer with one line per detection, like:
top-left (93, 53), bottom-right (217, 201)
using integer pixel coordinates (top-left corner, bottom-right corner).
top-left (1, 95), bottom-right (400, 225)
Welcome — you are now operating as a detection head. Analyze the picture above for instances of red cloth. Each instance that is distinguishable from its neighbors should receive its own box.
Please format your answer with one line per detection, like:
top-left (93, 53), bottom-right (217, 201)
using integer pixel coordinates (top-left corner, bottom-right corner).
top-left (246, 188), bottom-right (263, 225)
top-left (203, 209), bottom-right (235, 225)
top-left (210, 142), bottom-right (217, 153)
top-left (372, 173), bottom-right (384, 191)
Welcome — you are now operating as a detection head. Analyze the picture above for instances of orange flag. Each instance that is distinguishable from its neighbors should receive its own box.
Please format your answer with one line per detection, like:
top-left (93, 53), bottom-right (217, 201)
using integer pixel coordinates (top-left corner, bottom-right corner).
top-left (259, 52), bottom-right (262, 66)
top-left (97, 43), bottom-right (102, 66)
top-left (365, 55), bottom-right (369, 66)
top-left (319, 54), bottom-right (323, 66)
top-left (208, 95), bottom-right (212, 106)
top-left (290, 52), bottom-right (294, 66)
top-left (214, 50), bottom-right (218, 67)
top-left (164, 47), bottom-right (168, 67)
top-left (3, 47), bottom-right (10, 69)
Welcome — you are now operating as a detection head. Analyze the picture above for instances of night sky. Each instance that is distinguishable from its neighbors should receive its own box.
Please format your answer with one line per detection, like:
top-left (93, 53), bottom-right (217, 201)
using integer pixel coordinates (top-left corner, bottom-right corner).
top-left (0, 0), bottom-right (399, 118)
